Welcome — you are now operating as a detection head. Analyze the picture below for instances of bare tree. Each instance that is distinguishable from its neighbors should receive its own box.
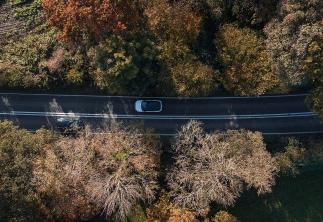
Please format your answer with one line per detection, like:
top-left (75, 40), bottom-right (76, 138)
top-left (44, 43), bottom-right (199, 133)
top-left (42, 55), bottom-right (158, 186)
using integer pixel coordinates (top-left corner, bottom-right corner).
top-left (167, 121), bottom-right (277, 214)
top-left (87, 124), bottom-right (160, 221)
top-left (33, 123), bottom-right (160, 221)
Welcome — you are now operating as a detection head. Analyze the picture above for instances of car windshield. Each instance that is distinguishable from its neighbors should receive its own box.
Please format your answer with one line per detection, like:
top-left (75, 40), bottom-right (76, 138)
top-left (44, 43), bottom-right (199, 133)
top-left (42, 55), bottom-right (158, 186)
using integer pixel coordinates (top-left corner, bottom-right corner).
top-left (141, 101), bottom-right (161, 111)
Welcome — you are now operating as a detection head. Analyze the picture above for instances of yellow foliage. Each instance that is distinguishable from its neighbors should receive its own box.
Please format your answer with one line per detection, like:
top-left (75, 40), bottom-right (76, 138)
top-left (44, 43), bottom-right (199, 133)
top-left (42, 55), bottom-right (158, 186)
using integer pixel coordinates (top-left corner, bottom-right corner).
top-left (216, 24), bottom-right (279, 96)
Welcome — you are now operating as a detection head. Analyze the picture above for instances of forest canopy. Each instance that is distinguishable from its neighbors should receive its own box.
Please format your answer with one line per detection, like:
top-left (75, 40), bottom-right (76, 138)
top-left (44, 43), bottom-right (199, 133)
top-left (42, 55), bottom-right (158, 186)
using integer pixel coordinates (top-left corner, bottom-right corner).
top-left (0, 0), bottom-right (322, 113)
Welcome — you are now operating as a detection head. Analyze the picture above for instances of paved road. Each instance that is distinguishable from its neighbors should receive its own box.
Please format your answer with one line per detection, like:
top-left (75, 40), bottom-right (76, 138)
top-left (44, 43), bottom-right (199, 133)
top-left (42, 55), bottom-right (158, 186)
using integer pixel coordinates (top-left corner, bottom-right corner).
top-left (0, 92), bottom-right (322, 135)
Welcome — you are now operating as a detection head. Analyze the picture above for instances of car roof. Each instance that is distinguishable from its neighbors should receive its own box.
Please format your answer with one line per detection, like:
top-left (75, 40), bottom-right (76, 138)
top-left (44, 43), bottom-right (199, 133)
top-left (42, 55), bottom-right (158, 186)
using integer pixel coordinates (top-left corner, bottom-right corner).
top-left (141, 100), bottom-right (162, 111)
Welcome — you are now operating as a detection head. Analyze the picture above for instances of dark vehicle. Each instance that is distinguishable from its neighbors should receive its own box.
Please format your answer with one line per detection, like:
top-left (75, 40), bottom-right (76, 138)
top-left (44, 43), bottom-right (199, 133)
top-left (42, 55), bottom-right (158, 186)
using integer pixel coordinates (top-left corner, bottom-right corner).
top-left (135, 100), bottom-right (162, 112)
top-left (56, 118), bottom-right (84, 134)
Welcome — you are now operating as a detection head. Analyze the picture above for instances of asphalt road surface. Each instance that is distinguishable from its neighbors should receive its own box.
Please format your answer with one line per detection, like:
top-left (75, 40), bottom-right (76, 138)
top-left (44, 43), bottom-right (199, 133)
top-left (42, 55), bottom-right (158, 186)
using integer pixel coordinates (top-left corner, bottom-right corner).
top-left (0, 92), bottom-right (322, 135)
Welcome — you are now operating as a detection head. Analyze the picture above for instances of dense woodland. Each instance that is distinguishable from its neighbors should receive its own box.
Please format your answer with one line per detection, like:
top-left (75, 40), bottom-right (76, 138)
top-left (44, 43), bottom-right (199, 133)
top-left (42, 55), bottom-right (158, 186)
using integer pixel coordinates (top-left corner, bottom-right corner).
top-left (0, 0), bottom-right (322, 119)
top-left (1, 120), bottom-right (323, 222)
top-left (0, 0), bottom-right (322, 221)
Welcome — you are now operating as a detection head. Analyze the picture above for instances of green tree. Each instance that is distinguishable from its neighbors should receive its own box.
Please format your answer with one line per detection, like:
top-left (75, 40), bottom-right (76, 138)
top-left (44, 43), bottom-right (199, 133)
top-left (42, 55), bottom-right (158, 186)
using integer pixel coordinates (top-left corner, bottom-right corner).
top-left (88, 35), bottom-right (170, 95)
top-left (1, 28), bottom-right (57, 74)
top-left (0, 121), bottom-right (55, 222)
top-left (13, 0), bottom-right (44, 29)
top-left (158, 40), bottom-right (220, 97)
top-left (0, 27), bottom-right (59, 89)
top-left (216, 24), bottom-right (278, 95)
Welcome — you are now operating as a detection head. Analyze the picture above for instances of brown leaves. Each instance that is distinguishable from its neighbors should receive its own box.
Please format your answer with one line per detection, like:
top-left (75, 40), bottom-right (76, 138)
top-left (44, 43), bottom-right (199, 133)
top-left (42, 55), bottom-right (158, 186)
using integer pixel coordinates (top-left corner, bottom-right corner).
top-left (33, 124), bottom-right (160, 221)
top-left (167, 121), bottom-right (278, 213)
top-left (144, 0), bottom-right (202, 44)
top-left (147, 192), bottom-right (198, 222)
top-left (42, 0), bottom-right (127, 45)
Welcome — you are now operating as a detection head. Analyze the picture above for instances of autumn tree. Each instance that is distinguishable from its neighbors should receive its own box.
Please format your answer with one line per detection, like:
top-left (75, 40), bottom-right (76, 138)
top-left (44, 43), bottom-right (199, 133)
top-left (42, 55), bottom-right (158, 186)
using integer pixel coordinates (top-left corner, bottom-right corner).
top-left (88, 35), bottom-right (171, 96)
top-left (264, 0), bottom-right (323, 88)
top-left (147, 192), bottom-right (198, 222)
top-left (167, 121), bottom-right (277, 214)
top-left (143, 1), bottom-right (220, 96)
top-left (144, 0), bottom-right (202, 45)
top-left (304, 35), bottom-right (323, 121)
top-left (42, 0), bottom-right (143, 46)
top-left (228, 0), bottom-right (279, 27)
top-left (1, 28), bottom-right (57, 74)
top-left (212, 211), bottom-right (239, 222)
top-left (274, 138), bottom-right (305, 175)
top-left (0, 121), bottom-right (55, 222)
top-left (188, 0), bottom-right (279, 27)
top-left (14, 0), bottom-right (45, 29)
top-left (0, 27), bottom-right (59, 89)
top-left (216, 24), bottom-right (279, 95)
top-left (33, 124), bottom-right (160, 221)
top-left (169, 58), bottom-right (219, 97)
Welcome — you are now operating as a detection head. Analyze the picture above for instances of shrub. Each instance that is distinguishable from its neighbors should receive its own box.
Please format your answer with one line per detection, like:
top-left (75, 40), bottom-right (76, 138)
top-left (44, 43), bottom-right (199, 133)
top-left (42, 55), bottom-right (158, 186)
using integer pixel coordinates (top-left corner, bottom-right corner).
top-left (0, 62), bottom-right (45, 88)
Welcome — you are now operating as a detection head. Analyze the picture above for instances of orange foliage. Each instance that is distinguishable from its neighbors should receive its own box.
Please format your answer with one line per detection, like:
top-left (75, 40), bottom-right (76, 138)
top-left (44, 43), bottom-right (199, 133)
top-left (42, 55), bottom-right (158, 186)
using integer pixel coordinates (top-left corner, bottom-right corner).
top-left (42, 0), bottom-right (129, 45)
top-left (147, 193), bottom-right (198, 222)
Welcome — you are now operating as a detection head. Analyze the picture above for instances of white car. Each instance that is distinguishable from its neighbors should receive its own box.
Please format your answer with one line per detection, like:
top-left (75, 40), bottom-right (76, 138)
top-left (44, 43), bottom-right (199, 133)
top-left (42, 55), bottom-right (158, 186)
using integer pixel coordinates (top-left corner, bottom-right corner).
top-left (135, 100), bottom-right (162, 112)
